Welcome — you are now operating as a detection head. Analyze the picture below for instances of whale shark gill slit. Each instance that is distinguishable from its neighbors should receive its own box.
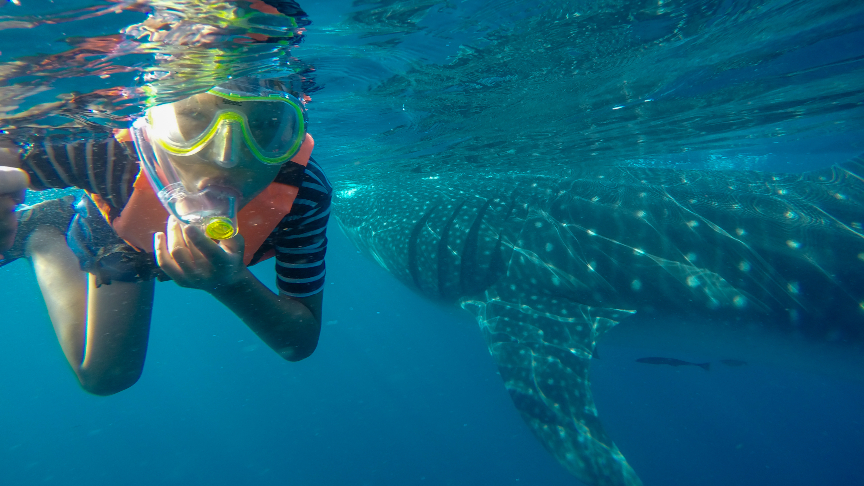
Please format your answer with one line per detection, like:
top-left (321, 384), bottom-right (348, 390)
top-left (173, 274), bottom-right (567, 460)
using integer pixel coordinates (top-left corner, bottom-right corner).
top-left (408, 203), bottom-right (438, 293)
top-left (459, 199), bottom-right (490, 296)
top-left (438, 200), bottom-right (467, 300)
top-left (460, 194), bottom-right (520, 298)
top-left (484, 195), bottom-right (518, 292)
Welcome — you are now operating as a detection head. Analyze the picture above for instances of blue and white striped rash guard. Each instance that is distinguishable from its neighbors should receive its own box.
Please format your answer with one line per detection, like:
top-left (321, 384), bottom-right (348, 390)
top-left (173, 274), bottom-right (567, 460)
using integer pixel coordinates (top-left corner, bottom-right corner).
top-left (20, 132), bottom-right (332, 298)
top-left (249, 158), bottom-right (332, 297)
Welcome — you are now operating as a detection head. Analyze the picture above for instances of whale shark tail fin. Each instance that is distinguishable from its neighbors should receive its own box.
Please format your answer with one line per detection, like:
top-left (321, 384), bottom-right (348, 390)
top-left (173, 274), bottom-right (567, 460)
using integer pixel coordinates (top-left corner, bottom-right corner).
top-left (462, 281), bottom-right (642, 486)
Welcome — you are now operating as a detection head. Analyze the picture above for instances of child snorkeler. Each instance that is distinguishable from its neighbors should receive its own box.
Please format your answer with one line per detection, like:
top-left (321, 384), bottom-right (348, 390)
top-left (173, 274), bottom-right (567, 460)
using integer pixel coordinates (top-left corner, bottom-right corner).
top-left (0, 77), bottom-right (331, 395)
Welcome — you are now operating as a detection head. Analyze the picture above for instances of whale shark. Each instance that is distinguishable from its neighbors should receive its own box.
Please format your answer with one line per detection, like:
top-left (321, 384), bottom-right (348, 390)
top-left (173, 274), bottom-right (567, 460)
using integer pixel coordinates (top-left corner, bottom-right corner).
top-left (332, 158), bottom-right (864, 486)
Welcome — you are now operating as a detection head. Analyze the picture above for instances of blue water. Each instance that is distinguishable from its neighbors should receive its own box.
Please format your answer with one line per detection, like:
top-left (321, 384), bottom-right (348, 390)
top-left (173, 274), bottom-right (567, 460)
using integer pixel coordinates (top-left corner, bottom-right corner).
top-left (3, 229), bottom-right (863, 486)
top-left (0, 229), bottom-right (575, 485)
top-left (1, 0), bottom-right (864, 485)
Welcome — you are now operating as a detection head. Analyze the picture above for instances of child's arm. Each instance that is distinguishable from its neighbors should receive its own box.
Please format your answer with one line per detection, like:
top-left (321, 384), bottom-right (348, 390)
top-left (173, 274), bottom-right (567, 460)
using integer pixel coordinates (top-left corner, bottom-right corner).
top-left (154, 217), bottom-right (321, 360)
top-left (17, 131), bottom-right (140, 208)
top-left (0, 167), bottom-right (28, 254)
top-left (209, 268), bottom-right (322, 361)
top-left (0, 141), bottom-right (27, 254)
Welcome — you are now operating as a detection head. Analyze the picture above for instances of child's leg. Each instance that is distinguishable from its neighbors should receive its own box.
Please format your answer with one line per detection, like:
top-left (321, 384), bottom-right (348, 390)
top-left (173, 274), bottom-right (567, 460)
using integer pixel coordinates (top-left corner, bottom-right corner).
top-left (26, 225), bottom-right (154, 396)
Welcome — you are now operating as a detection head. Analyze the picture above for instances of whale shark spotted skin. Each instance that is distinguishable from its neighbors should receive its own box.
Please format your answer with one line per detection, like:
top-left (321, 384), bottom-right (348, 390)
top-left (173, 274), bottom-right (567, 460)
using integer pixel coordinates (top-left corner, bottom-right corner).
top-left (332, 158), bottom-right (864, 486)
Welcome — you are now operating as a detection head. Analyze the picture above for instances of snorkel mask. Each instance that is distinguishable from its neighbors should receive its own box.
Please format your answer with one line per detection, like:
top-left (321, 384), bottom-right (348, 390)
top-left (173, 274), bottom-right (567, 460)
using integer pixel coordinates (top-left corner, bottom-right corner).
top-left (131, 81), bottom-right (307, 239)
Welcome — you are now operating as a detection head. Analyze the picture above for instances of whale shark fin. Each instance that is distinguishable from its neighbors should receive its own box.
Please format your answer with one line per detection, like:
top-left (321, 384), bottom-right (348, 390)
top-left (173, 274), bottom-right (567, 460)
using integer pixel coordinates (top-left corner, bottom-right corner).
top-left (461, 279), bottom-right (642, 486)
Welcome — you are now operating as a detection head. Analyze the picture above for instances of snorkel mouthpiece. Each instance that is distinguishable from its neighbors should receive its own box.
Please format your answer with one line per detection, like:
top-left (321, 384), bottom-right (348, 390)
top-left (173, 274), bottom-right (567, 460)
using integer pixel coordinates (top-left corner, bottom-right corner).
top-left (204, 215), bottom-right (237, 240)
top-left (155, 183), bottom-right (239, 239)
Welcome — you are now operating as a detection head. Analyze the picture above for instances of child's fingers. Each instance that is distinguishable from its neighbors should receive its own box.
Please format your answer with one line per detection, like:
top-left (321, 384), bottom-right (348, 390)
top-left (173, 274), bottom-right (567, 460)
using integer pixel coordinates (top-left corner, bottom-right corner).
top-left (154, 232), bottom-right (184, 280)
top-left (166, 217), bottom-right (197, 270)
top-left (166, 216), bottom-right (187, 252)
top-left (217, 232), bottom-right (243, 258)
top-left (181, 223), bottom-right (214, 263)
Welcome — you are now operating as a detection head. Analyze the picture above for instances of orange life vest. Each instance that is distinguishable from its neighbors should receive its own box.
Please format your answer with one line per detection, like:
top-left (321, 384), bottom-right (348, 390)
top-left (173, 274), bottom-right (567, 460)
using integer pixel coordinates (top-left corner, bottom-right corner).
top-left (90, 132), bottom-right (315, 266)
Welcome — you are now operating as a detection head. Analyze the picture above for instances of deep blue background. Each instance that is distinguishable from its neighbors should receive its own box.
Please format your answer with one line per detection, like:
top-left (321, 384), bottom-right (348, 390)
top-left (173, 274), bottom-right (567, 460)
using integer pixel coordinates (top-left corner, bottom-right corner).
top-left (0, 229), bottom-right (571, 485)
top-left (2, 228), bottom-right (863, 486)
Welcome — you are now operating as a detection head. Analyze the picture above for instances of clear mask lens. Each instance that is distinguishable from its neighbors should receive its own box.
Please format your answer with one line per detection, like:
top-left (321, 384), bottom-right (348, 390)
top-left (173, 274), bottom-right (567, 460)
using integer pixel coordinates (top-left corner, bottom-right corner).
top-left (147, 88), bottom-right (306, 165)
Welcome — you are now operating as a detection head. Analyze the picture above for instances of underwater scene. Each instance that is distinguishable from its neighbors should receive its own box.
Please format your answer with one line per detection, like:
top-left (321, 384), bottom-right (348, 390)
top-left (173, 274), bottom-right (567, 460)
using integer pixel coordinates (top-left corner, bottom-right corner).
top-left (0, 1), bottom-right (863, 485)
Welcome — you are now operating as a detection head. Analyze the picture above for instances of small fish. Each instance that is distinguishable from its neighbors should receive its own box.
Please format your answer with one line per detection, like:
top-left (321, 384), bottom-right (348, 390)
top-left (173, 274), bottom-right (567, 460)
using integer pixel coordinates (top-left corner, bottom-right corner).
top-left (720, 359), bottom-right (748, 367)
top-left (636, 357), bottom-right (710, 371)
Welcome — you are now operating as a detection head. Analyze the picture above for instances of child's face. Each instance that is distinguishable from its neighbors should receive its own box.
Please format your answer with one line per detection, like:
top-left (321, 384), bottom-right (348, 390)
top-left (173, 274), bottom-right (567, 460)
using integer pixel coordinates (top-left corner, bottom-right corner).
top-left (150, 90), bottom-right (298, 208)
top-left (164, 142), bottom-right (282, 210)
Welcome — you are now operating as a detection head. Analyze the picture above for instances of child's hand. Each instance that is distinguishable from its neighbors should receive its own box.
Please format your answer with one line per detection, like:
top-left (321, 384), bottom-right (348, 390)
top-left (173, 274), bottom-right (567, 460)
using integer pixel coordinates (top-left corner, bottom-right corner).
top-left (0, 167), bottom-right (28, 256)
top-left (154, 216), bottom-right (246, 291)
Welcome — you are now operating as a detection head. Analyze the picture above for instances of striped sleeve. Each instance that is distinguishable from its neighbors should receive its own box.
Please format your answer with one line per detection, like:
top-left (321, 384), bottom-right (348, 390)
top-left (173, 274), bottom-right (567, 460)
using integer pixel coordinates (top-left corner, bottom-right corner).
top-left (20, 132), bottom-right (139, 210)
top-left (272, 158), bottom-right (332, 297)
